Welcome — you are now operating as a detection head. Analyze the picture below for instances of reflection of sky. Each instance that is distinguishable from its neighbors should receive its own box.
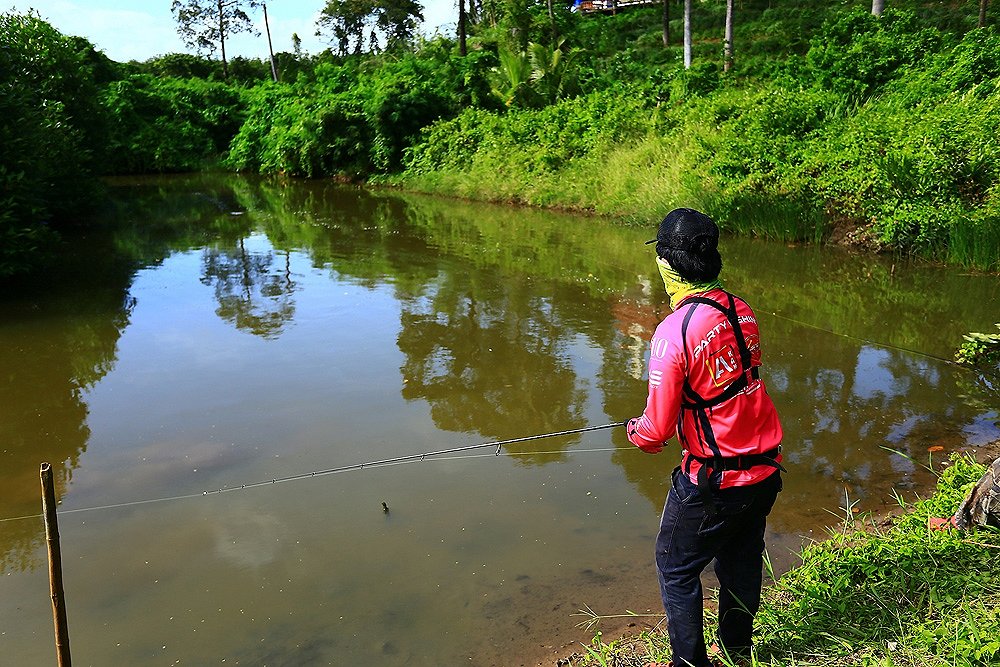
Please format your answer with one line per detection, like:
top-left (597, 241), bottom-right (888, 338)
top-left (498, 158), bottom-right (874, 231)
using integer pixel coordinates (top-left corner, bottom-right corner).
top-left (851, 346), bottom-right (899, 402)
top-left (812, 369), bottom-right (844, 434)
top-left (886, 414), bottom-right (926, 444)
top-left (964, 410), bottom-right (1000, 446)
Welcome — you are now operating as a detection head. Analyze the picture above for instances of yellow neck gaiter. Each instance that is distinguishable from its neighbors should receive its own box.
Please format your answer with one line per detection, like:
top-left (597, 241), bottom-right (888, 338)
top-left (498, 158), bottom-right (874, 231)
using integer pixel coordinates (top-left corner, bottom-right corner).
top-left (656, 256), bottom-right (723, 310)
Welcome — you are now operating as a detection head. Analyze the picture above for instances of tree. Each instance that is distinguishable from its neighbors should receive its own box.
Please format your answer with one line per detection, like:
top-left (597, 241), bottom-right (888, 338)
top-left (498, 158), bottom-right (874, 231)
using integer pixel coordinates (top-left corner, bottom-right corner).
top-left (683, 0), bottom-right (691, 68)
top-left (980, 0), bottom-right (989, 28)
top-left (171, 0), bottom-right (259, 79)
top-left (1, 11), bottom-right (106, 276)
top-left (872, 0), bottom-right (885, 16)
top-left (262, 2), bottom-right (278, 81)
top-left (317, 0), bottom-right (376, 55)
top-left (459, 0), bottom-right (468, 55)
top-left (374, 0), bottom-right (424, 50)
top-left (662, 0), bottom-right (670, 47)
top-left (723, 0), bottom-right (733, 71)
top-left (528, 39), bottom-right (579, 103)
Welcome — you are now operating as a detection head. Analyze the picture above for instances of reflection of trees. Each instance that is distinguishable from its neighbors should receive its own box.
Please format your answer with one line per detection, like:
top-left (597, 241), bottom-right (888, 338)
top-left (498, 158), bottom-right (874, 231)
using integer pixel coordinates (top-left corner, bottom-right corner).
top-left (201, 237), bottom-right (296, 339)
top-left (0, 174), bottom-right (262, 572)
top-left (397, 271), bottom-right (588, 464)
top-left (0, 255), bottom-right (133, 572)
top-left (236, 181), bottom-right (997, 526)
top-left (85, 174), bottom-right (996, 532)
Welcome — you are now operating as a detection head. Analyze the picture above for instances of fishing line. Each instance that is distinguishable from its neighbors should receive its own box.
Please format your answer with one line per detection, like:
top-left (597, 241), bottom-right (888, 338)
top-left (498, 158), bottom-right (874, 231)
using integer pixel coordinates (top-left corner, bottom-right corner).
top-left (0, 422), bottom-right (629, 524)
top-left (200, 421), bottom-right (626, 495)
top-left (764, 310), bottom-right (961, 366)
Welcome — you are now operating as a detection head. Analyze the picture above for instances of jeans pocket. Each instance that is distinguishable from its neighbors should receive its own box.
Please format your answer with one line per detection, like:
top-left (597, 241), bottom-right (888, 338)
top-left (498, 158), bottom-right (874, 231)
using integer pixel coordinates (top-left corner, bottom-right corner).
top-left (671, 468), bottom-right (704, 509)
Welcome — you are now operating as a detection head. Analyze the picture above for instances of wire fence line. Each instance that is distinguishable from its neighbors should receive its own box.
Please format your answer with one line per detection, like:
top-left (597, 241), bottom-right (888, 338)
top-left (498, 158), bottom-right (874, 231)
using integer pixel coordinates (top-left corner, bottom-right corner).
top-left (0, 422), bottom-right (630, 524)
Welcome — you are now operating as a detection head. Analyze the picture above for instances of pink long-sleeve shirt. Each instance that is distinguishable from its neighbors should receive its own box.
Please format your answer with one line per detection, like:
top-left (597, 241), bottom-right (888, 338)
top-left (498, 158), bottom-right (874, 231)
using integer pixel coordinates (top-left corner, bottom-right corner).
top-left (627, 289), bottom-right (783, 488)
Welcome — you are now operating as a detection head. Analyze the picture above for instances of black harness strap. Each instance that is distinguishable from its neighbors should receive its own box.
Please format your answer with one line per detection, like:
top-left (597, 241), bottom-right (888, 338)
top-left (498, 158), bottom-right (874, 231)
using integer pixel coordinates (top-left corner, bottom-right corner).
top-left (675, 292), bottom-right (784, 509)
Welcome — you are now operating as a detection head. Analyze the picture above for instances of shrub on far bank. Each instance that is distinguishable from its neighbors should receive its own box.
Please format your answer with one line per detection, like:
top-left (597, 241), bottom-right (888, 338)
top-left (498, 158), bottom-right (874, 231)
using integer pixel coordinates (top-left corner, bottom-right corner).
top-left (0, 11), bottom-right (107, 276)
top-left (102, 75), bottom-right (246, 173)
top-left (227, 42), bottom-right (496, 178)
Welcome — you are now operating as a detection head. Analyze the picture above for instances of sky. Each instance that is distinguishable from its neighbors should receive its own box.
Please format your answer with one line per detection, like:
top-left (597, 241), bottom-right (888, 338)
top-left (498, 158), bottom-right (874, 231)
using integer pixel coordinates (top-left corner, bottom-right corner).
top-left (8, 0), bottom-right (459, 62)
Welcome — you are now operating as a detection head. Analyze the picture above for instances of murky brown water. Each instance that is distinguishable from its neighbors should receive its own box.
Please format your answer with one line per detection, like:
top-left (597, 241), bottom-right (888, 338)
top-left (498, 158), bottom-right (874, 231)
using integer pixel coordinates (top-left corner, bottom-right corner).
top-left (1, 175), bottom-right (997, 666)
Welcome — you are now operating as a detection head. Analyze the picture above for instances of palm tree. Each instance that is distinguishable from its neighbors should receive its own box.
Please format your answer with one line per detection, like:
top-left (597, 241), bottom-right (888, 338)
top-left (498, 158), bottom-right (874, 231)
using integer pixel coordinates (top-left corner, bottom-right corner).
top-left (528, 39), bottom-right (578, 103)
top-left (491, 48), bottom-right (534, 107)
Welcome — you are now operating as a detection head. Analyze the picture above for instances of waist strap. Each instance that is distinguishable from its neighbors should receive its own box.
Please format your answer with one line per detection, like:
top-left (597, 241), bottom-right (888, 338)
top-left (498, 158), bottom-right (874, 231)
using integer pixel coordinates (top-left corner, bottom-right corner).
top-left (684, 446), bottom-right (786, 513)
top-left (684, 444), bottom-right (783, 473)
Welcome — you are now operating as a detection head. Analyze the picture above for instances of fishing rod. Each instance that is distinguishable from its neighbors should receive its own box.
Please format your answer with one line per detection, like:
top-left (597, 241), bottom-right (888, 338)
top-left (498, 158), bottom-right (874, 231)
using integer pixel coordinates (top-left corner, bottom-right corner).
top-left (0, 422), bottom-right (628, 523)
top-left (764, 310), bottom-right (962, 366)
top-left (203, 421), bottom-right (627, 496)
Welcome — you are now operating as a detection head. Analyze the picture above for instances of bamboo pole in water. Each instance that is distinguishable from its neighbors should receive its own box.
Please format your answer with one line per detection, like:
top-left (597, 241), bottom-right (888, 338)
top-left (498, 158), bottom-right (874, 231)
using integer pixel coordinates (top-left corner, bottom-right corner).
top-left (40, 463), bottom-right (72, 667)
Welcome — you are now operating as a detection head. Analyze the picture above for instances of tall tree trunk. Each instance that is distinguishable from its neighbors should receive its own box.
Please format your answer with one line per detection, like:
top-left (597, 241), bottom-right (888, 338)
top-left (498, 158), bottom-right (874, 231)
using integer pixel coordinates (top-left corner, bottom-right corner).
top-left (612, 0), bottom-right (618, 15)
top-left (662, 0), bottom-right (670, 46)
top-left (872, 0), bottom-right (884, 16)
top-left (217, 0), bottom-right (229, 79)
top-left (263, 2), bottom-right (278, 82)
top-left (723, 0), bottom-right (733, 72)
top-left (980, 0), bottom-right (989, 28)
top-left (548, 0), bottom-right (557, 44)
top-left (458, 0), bottom-right (467, 56)
top-left (683, 0), bottom-right (691, 69)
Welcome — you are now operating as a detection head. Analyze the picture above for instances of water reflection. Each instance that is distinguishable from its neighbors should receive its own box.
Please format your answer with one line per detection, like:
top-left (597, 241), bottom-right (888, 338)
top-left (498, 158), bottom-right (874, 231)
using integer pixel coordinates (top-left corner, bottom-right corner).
top-left (0, 244), bottom-right (136, 571)
top-left (201, 237), bottom-right (297, 339)
top-left (0, 175), bottom-right (997, 666)
top-left (397, 276), bottom-right (589, 462)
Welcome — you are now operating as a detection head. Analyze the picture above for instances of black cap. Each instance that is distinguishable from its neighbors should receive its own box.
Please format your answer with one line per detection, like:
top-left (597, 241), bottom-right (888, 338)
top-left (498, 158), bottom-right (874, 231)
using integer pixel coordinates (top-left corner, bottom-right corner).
top-left (645, 208), bottom-right (719, 254)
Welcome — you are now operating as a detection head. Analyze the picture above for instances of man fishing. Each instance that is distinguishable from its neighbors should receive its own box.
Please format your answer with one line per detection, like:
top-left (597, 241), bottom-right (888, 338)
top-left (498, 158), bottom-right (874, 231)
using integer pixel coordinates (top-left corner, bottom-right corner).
top-left (627, 208), bottom-right (784, 667)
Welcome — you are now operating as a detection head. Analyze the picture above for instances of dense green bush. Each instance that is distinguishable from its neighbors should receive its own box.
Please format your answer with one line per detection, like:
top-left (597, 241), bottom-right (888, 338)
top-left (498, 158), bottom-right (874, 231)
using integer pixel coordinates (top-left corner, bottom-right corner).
top-left (136, 52), bottom-right (221, 79)
top-left (795, 27), bottom-right (1000, 261)
top-left (404, 88), bottom-right (655, 176)
top-left (102, 75), bottom-right (246, 173)
top-left (227, 81), bottom-right (371, 176)
top-left (228, 43), bottom-right (495, 177)
top-left (0, 11), bottom-right (107, 276)
top-left (805, 8), bottom-right (944, 101)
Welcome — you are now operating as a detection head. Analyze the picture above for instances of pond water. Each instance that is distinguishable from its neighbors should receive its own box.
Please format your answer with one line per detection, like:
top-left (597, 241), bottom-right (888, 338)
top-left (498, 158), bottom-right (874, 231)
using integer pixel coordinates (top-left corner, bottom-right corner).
top-left (1, 174), bottom-right (997, 666)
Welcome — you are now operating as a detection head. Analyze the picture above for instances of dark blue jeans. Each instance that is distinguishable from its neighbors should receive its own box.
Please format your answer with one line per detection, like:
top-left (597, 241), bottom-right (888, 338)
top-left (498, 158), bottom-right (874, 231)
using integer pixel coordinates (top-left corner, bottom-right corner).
top-left (655, 467), bottom-right (781, 667)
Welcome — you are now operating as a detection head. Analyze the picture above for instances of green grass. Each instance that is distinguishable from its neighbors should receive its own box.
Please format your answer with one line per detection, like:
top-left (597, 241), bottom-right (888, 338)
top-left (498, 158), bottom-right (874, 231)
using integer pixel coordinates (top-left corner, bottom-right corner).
top-left (573, 454), bottom-right (1000, 667)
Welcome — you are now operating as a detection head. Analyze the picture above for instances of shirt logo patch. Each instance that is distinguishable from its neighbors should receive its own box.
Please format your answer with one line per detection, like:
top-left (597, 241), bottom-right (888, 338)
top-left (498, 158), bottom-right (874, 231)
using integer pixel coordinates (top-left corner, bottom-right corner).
top-left (705, 344), bottom-right (739, 387)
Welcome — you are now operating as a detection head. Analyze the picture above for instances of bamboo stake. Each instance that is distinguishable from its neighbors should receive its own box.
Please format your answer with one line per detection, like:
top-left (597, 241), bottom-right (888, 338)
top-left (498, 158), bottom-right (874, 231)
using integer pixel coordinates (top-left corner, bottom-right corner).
top-left (40, 463), bottom-right (71, 667)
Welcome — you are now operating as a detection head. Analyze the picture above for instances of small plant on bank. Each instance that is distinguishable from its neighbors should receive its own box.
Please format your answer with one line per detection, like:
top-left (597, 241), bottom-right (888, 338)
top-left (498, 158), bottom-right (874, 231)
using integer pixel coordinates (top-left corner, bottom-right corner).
top-left (955, 324), bottom-right (1000, 369)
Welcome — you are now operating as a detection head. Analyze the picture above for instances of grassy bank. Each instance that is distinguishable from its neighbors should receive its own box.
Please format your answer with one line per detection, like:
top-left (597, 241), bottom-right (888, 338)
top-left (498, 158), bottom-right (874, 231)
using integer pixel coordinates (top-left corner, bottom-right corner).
top-left (392, 9), bottom-right (1000, 270)
top-left (4, 2), bottom-right (999, 276)
top-left (570, 453), bottom-right (1000, 667)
